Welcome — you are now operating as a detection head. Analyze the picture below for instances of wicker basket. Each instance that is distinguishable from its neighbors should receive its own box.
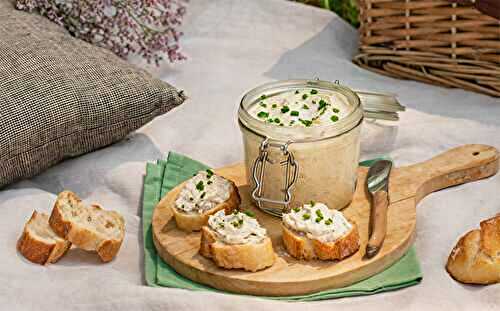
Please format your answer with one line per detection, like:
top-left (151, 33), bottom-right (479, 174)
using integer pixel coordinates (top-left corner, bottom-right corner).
top-left (353, 0), bottom-right (500, 97)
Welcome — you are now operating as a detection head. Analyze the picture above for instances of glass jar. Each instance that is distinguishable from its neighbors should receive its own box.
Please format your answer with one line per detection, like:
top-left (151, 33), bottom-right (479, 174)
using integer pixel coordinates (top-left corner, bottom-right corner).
top-left (238, 79), bottom-right (364, 217)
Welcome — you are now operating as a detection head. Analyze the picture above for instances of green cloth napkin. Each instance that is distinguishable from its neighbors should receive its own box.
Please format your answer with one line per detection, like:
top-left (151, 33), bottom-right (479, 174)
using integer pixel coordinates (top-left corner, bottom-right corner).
top-left (142, 152), bottom-right (422, 301)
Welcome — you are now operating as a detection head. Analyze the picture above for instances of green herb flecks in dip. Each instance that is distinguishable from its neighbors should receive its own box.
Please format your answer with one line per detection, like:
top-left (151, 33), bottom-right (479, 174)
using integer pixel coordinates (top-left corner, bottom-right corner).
top-left (248, 88), bottom-right (347, 127)
top-left (257, 111), bottom-right (269, 118)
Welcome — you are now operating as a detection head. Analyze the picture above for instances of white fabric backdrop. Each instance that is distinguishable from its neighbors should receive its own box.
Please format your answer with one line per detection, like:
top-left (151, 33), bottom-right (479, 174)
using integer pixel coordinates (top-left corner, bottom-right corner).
top-left (2, 1), bottom-right (499, 310)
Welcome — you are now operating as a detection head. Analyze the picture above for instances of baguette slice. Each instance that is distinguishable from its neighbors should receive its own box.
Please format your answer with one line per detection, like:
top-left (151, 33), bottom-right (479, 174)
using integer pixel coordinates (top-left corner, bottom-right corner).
top-left (200, 225), bottom-right (275, 272)
top-left (446, 215), bottom-right (500, 284)
top-left (282, 221), bottom-right (360, 261)
top-left (17, 211), bottom-right (71, 265)
top-left (172, 181), bottom-right (240, 232)
top-left (49, 191), bottom-right (125, 262)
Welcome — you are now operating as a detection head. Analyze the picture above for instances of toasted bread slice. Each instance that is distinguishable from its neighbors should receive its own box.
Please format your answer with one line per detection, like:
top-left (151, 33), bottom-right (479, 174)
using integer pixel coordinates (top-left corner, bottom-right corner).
top-left (282, 221), bottom-right (360, 261)
top-left (18, 211), bottom-right (71, 265)
top-left (49, 191), bottom-right (125, 262)
top-left (200, 225), bottom-right (275, 272)
top-left (172, 180), bottom-right (240, 232)
top-left (446, 215), bottom-right (500, 284)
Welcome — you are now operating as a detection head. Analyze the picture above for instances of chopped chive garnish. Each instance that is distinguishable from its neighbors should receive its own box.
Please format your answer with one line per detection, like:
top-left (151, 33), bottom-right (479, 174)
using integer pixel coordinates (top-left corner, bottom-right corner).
top-left (196, 181), bottom-right (204, 191)
top-left (260, 102), bottom-right (267, 108)
top-left (257, 111), bottom-right (269, 118)
top-left (233, 209), bottom-right (239, 215)
top-left (272, 104), bottom-right (277, 109)
top-left (238, 218), bottom-right (244, 225)
top-left (219, 223), bottom-right (225, 228)
top-left (274, 118), bottom-right (280, 123)
top-left (312, 100), bottom-right (317, 104)
top-left (302, 214), bottom-right (311, 220)
top-left (332, 107), bottom-right (340, 113)
top-left (289, 120), bottom-right (295, 125)
top-left (244, 210), bottom-right (255, 218)
top-left (260, 94), bottom-right (267, 100)
top-left (290, 111), bottom-right (299, 117)
top-left (279, 123), bottom-right (284, 126)
top-left (200, 192), bottom-right (206, 199)
top-left (299, 119), bottom-right (313, 127)
top-left (319, 107), bottom-right (327, 116)
top-left (325, 219), bottom-right (333, 225)
top-left (330, 115), bottom-right (339, 122)
top-left (318, 99), bottom-right (328, 111)
top-left (302, 94), bottom-right (308, 100)
top-left (315, 217), bottom-right (323, 223)
top-left (310, 89), bottom-right (318, 94)
top-left (293, 207), bottom-right (300, 212)
top-left (302, 104), bottom-right (309, 110)
top-left (232, 221), bottom-right (239, 227)
top-left (206, 169), bottom-right (214, 178)
top-left (315, 209), bottom-right (323, 218)
top-left (281, 105), bottom-right (290, 113)
top-left (295, 90), bottom-right (300, 94)
top-left (310, 200), bottom-right (316, 206)
top-left (267, 118), bottom-right (274, 123)
top-left (207, 180), bottom-right (213, 185)
top-left (189, 197), bottom-right (194, 201)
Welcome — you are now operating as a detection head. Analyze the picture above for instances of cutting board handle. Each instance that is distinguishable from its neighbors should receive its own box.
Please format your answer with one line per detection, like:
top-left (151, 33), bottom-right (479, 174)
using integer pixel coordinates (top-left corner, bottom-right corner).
top-left (396, 144), bottom-right (499, 203)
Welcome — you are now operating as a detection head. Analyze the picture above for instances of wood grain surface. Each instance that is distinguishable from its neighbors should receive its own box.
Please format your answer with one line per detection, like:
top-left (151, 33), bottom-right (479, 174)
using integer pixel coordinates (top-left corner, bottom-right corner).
top-left (152, 144), bottom-right (499, 296)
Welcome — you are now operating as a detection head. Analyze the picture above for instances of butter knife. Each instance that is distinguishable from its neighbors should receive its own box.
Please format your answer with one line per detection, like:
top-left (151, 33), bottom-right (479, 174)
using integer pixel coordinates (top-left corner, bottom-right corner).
top-left (365, 160), bottom-right (393, 258)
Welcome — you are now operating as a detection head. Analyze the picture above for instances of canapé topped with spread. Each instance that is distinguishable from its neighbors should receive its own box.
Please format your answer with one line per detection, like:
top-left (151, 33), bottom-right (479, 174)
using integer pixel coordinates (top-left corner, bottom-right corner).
top-left (175, 170), bottom-right (232, 214)
top-left (208, 210), bottom-right (267, 244)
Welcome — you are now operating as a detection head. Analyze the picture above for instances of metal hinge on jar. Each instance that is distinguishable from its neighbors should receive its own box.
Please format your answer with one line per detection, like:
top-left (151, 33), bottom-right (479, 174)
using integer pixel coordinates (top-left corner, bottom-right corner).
top-left (251, 138), bottom-right (299, 217)
top-left (317, 77), bottom-right (405, 121)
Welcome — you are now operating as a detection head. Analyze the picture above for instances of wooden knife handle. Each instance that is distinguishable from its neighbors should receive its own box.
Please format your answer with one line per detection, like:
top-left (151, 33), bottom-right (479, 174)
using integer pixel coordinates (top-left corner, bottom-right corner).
top-left (366, 190), bottom-right (388, 258)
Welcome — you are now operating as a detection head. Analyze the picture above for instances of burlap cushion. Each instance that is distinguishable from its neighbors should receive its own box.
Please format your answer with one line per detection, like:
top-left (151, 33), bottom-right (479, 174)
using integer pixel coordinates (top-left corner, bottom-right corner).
top-left (0, 1), bottom-right (186, 188)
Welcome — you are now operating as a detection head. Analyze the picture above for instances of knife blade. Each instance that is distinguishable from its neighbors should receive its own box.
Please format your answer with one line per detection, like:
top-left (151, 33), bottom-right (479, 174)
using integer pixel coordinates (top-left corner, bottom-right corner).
top-left (365, 160), bottom-right (392, 259)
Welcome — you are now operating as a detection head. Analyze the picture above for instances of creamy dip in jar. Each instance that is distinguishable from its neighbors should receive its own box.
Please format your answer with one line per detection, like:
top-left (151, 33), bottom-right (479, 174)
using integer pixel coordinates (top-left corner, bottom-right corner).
top-left (238, 80), bottom-right (363, 216)
top-left (247, 88), bottom-right (348, 127)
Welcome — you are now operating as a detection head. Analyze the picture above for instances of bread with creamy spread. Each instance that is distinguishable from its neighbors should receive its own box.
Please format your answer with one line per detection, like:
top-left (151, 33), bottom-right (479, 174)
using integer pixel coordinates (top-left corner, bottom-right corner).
top-left (172, 169), bottom-right (240, 232)
top-left (18, 211), bottom-right (72, 265)
top-left (282, 202), bottom-right (359, 260)
top-left (49, 191), bottom-right (125, 262)
top-left (199, 210), bottom-right (275, 272)
top-left (446, 215), bottom-right (500, 284)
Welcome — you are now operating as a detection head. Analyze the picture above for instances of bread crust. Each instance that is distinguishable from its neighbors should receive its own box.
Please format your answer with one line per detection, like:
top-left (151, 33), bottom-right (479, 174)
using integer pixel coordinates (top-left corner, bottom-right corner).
top-left (446, 215), bottom-right (500, 284)
top-left (200, 226), bottom-right (275, 272)
top-left (173, 181), bottom-right (240, 232)
top-left (282, 221), bottom-right (360, 261)
top-left (17, 211), bottom-right (71, 265)
top-left (49, 191), bottom-right (125, 263)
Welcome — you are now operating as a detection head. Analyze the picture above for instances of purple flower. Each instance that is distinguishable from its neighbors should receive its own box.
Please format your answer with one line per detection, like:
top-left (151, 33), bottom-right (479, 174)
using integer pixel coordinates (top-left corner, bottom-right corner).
top-left (16, 0), bottom-right (188, 65)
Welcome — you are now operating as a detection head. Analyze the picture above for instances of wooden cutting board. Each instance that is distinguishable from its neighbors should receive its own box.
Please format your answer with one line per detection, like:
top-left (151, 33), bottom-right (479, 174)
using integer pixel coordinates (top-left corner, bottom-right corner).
top-left (152, 144), bottom-right (499, 296)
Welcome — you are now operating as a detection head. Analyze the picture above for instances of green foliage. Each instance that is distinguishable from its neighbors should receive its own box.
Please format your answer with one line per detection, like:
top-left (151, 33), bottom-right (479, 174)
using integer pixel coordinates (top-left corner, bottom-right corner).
top-left (328, 0), bottom-right (359, 28)
top-left (293, 0), bottom-right (360, 28)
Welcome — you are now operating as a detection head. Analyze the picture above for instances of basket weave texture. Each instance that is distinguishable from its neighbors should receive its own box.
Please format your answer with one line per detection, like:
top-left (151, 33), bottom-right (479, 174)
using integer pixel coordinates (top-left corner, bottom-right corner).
top-left (354, 0), bottom-right (500, 97)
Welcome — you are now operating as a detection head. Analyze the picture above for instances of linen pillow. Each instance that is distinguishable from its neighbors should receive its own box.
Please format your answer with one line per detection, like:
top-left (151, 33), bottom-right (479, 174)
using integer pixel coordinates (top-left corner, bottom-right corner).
top-left (0, 1), bottom-right (186, 188)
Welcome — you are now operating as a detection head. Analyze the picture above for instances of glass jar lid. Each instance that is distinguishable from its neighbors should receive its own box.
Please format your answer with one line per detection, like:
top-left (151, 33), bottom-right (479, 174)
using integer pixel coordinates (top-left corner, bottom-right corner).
top-left (238, 79), bottom-right (364, 142)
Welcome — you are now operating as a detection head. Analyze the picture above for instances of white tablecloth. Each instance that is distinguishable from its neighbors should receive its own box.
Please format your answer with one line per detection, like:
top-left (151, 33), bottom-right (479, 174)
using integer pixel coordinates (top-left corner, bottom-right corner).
top-left (2, 1), bottom-right (499, 310)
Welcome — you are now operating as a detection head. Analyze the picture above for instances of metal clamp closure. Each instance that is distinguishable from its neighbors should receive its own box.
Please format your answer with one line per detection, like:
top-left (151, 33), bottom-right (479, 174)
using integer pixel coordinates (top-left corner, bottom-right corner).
top-left (251, 138), bottom-right (299, 215)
